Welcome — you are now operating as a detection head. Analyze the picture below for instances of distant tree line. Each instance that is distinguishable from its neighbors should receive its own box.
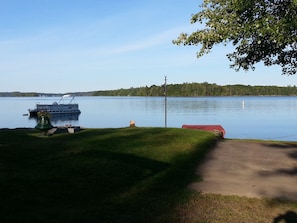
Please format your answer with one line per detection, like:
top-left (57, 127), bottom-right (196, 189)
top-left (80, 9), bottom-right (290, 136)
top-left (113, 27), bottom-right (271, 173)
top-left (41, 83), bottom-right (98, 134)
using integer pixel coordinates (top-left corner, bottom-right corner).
top-left (1, 82), bottom-right (297, 97)
top-left (0, 92), bottom-right (40, 97)
top-left (92, 82), bottom-right (297, 97)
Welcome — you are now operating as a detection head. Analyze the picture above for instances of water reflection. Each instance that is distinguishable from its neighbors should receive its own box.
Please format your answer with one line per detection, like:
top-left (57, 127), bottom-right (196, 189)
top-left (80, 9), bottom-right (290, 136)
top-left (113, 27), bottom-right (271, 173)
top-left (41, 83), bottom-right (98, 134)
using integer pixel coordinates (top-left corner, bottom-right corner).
top-left (29, 113), bottom-right (80, 126)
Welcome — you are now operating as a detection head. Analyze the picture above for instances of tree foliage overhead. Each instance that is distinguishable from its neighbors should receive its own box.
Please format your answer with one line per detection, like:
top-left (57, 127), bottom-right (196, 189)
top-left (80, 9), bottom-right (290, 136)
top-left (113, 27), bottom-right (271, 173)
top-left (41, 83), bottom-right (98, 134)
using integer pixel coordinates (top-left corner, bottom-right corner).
top-left (173, 0), bottom-right (297, 75)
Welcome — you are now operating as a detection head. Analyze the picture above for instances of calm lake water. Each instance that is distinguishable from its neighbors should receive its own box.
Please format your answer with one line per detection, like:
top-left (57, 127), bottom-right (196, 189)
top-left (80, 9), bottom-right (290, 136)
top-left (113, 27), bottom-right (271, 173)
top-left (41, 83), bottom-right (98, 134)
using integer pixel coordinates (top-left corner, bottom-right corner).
top-left (1, 96), bottom-right (297, 141)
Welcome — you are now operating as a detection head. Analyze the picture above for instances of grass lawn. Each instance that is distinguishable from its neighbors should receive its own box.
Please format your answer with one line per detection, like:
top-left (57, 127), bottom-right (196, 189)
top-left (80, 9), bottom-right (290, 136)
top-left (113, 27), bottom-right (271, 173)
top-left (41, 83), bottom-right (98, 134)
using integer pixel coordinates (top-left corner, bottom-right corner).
top-left (0, 128), bottom-right (296, 223)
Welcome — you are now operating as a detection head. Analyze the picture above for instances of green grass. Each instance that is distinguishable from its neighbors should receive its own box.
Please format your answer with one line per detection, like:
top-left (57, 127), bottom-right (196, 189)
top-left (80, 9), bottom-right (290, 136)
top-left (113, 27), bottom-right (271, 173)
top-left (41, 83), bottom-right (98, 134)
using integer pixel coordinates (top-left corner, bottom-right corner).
top-left (0, 127), bottom-right (215, 223)
top-left (0, 128), bottom-right (296, 223)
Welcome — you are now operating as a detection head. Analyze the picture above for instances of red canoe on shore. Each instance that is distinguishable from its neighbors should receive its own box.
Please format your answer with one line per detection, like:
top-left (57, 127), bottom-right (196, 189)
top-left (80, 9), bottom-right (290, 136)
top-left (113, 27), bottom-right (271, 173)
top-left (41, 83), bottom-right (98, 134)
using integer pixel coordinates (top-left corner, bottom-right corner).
top-left (182, 124), bottom-right (226, 138)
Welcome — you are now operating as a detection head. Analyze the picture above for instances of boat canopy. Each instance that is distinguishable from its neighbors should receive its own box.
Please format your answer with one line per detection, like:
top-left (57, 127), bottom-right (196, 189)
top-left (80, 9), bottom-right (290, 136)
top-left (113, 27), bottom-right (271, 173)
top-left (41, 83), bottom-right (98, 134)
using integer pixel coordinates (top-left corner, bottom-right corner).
top-left (58, 95), bottom-right (75, 104)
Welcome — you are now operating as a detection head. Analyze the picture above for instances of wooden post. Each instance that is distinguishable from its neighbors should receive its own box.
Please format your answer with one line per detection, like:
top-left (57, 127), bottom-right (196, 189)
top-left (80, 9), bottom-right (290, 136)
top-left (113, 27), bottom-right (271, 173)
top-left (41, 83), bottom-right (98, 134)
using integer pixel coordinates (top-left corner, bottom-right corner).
top-left (164, 76), bottom-right (167, 128)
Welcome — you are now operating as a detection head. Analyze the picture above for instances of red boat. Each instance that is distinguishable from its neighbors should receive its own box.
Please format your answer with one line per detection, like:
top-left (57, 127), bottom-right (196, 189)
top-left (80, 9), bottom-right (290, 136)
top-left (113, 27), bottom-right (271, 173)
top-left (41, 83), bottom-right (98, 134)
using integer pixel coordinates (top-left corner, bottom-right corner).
top-left (182, 124), bottom-right (225, 138)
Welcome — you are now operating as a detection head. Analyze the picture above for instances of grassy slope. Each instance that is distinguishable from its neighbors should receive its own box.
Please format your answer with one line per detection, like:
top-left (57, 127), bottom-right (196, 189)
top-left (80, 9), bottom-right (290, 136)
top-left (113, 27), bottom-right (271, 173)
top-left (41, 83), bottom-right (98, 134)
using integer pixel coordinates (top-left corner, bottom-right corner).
top-left (0, 128), bottom-right (296, 223)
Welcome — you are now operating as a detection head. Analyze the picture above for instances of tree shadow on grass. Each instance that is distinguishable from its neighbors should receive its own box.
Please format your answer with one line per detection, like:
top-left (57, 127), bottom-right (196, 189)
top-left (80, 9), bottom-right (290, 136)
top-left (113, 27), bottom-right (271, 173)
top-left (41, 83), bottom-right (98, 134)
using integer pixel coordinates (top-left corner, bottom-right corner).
top-left (0, 127), bottom-right (217, 222)
top-left (273, 211), bottom-right (297, 223)
top-left (0, 148), bottom-right (170, 223)
top-left (82, 149), bottom-right (170, 180)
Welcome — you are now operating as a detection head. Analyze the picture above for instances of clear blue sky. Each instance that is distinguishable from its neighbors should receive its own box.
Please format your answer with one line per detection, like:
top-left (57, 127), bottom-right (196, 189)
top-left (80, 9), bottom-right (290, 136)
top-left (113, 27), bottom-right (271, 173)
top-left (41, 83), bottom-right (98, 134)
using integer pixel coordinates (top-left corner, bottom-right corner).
top-left (1, 0), bottom-right (297, 93)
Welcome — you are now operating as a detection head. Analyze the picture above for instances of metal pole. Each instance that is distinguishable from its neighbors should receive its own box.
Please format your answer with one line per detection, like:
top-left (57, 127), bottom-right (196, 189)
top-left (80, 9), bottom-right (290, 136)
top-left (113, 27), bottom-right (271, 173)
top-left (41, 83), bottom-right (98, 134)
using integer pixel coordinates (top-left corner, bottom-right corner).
top-left (164, 76), bottom-right (167, 128)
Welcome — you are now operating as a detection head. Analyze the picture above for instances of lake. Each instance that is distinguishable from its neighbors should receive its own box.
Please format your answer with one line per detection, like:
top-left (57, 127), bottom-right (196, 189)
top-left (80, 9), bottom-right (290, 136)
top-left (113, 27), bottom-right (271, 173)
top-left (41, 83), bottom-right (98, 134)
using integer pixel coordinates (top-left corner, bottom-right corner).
top-left (1, 96), bottom-right (297, 141)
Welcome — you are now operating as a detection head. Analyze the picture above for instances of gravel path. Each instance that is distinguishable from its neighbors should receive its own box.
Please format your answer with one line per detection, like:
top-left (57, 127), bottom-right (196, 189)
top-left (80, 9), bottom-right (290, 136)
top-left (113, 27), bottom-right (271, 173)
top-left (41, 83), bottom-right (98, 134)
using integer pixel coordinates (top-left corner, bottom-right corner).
top-left (189, 139), bottom-right (297, 201)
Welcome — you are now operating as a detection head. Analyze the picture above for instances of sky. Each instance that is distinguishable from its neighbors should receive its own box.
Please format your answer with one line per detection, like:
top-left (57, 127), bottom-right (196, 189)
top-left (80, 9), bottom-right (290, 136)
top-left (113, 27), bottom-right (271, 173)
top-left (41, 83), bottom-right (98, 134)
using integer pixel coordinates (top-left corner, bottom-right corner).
top-left (1, 0), bottom-right (297, 93)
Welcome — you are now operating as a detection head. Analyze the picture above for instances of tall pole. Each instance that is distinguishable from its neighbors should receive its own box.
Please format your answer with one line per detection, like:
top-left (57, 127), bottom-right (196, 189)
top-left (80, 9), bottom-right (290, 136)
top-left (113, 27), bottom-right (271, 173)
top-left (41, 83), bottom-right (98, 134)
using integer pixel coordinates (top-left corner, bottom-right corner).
top-left (164, 76), bottom-right (167, 128)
